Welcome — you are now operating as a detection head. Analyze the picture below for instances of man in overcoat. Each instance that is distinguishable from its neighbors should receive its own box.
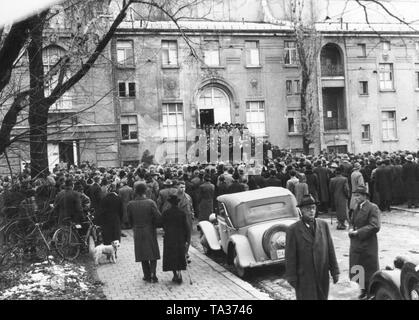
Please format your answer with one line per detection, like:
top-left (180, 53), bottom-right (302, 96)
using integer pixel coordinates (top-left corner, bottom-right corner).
top-left (285, 195), bottom-right (340, 300)
top-left (329, 167), bottom-right (350, 230)
top-left (349, 186), bottom-right (381, 299)
top-left (374, 159), bottom-right (393, 212)
top-left (128, 183), bottom-right (161, 283)
top-left (313, 160), bottom-right (330, 214)
top-left (97, 184), bottom-right (123, 245)
top-left (198, 175), bottom-right (215, 221)
top-left (118, 179), bottom-right (134, 229)
top-left (402, 155), bottom-right (418, 208)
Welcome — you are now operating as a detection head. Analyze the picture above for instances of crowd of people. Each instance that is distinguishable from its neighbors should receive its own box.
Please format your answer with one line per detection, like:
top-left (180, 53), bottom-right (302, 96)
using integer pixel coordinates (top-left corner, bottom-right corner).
top-left (1, 149), bottom-right (419, 286)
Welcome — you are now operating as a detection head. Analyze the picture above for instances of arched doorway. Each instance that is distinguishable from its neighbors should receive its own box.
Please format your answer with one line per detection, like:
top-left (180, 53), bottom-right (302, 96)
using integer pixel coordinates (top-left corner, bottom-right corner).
top-left (197, 86), bottom-right (231, 126)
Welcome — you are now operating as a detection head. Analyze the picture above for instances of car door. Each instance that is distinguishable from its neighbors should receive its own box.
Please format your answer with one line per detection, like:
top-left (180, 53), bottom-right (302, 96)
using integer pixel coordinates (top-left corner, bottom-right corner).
top-left (217, 201), bottom-right (235, 252)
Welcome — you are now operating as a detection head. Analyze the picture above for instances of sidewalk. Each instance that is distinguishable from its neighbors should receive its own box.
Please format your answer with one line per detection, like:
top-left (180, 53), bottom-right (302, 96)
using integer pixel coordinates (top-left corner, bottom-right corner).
top-left (96, 229), bottom-right (271, 300)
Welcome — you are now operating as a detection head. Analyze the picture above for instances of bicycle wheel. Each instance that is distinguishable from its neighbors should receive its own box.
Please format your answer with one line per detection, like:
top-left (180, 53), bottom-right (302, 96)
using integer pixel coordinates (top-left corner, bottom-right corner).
top-left (53, 227), bottom-right (80, 261)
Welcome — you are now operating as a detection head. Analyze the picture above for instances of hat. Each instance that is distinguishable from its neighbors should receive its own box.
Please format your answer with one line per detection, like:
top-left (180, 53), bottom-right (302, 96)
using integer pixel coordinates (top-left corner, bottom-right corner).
top-left (163, 179), bottom-right (174, 186)
top-left (297, 195), bottom-right (319, 208)
top-left (406, 154), bottom-right (414, 162)
top-left (168, 195), bottom-right (180, 205)
top-left (352, 185), bottom-right (369, 196)
top-left (353, 162), bottom-right (361, 170)
top-left (330, 162), bottom-right (338, 169)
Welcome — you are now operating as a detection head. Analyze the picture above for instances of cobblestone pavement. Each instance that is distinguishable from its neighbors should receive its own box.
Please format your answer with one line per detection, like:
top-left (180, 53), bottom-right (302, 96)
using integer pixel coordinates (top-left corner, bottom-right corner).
top-left (96, 229), bottom-right (271, 300)
top-left (191, 208), bottom-right (419, 300)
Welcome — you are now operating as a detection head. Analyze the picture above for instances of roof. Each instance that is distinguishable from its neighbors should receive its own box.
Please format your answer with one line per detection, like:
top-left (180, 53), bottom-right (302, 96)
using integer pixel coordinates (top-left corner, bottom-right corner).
top-left (118, 19), bottom-right (293, 32)
top-left (217, 187), bottom-right (293, 207)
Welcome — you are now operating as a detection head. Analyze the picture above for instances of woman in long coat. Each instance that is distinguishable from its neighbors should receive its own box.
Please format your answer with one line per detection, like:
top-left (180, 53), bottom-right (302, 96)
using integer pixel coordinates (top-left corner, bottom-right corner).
top-left (162, 195), bottom-right (191, 284)
top-left (97, 184), bottom-right (123, 245)
top-left (127, 183), bottom-right (161, 283)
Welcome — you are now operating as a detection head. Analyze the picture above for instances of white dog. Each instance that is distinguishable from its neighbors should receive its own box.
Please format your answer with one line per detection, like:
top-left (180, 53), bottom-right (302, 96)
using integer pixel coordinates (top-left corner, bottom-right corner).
top-left (92, 240), bottom-right (120, 265)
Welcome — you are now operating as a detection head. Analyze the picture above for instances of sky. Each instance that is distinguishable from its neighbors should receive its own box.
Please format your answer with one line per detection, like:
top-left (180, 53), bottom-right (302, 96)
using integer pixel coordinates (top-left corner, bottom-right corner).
top-left (0, 0), bottom-right (64, 26)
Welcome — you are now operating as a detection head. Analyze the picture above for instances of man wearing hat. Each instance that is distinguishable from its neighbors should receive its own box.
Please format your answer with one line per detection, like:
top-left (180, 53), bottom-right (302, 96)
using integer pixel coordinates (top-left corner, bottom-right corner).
top-left (402, 154), bottom-right (418, 208)
top-left (157, 179), bottom-right (178, 213)
top-left (349, 186), bottom-right (381, 299)
top-left (285, 195), bottom-right (340, 300)
top-left (349, 162), bottom-right (365, 215)
top-left (329, 166), bottom-right (350, 230)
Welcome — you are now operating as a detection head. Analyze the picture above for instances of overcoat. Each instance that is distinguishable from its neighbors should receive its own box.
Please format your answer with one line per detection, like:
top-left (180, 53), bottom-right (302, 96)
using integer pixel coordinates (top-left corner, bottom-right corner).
top-left (349, 170), bottom-right (365, 210)
top-left (391, 165), bottom-right (404, 204)
top-left (86, 183), bottom-right (103, 213)
top-left (285, 219), bottom-right (340, 300)
top-left (329, 175), bottom-right (349, 222)
top-left (402, 162), bottom-right (418, 200)
top-left (198, 182), bottom-right (215, 221)
top-left (305, 170), bottom-right (319, 202)
top-left (97, 192), bottom-right (123, 245)
top-left (118, 185), bottom-right (134, 227)
top-left (54, 189), bottom-right (83, 225)
top-left (313, 166), bottom-right (330, 203)
top-left (374, 165), bottom-right (393, 202)
top-left (349, 200), bottom-right (381, 285)
top-left (162, 206), bottom-right (191, 271)
top-left (127, 198), bottom-right (161, 262)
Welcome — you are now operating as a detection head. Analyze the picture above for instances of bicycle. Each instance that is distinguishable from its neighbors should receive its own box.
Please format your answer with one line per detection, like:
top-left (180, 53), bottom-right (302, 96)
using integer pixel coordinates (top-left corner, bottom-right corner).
top-left (52, 212), bottom-right (101, 261)
top-left (0, 220), bottom-right (54, 267)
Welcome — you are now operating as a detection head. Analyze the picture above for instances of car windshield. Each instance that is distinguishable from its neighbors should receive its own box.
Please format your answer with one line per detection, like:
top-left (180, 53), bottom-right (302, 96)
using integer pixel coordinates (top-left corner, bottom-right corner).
top-left (245, 202), bottom-right (295, 225)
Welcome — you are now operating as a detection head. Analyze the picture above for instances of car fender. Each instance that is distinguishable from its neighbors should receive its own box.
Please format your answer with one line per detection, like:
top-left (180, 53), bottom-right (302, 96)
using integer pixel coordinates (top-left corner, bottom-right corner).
top-left (197, 221), bottom-right (221, 250)
top-left (228, 234), bottom-right (256, 268)
top-left (369, 269), bottom-right (402, 298)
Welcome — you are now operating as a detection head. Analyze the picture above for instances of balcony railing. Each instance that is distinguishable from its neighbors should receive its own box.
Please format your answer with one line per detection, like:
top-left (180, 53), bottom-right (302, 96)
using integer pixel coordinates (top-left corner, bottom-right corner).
top-left (321, 64), bottom-right (344, 77)
top-left (324, 117), bottom-right (347, 131)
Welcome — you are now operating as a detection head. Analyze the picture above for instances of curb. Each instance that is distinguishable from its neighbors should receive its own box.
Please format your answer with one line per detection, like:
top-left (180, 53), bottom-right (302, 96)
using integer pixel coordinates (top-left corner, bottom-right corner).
top-left (390, 206), bottom-right (419, 214)
top-left (188, 245), bottom-right (272, 300)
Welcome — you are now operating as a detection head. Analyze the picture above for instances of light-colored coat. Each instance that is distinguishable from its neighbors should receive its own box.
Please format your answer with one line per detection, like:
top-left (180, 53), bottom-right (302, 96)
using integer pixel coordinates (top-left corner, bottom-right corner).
top-left (349, 170), bottom-right (365, 210)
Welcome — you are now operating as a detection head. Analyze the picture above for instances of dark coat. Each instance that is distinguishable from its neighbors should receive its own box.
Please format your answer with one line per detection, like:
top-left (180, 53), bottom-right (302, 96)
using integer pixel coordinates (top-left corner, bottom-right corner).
top-left (227, 181), bottom-right (246, 194)
top-left (265, 176), bottom-right (282, 187)
top-left (329, 175), bottom-right (349, 223)
top-left (54, 189), bottom-right (83, 225)
top-left (349, 200), bottom-right (381, 285)
top-left (402, 162), bottom-right (418, 199)
top-left (391, 165), bottom-right (404, 204)
top-left (98, 192), bottom-right (123, 245)
top-left (313, 166), bottom-right (329, 203)
top-left (118, 185), bottom-right (135, 226)
top-left (86, 183), bottom-right (103, 213)
top-left (374, 165), bottom-right (393, 202)
top-left (127, 198), bottom-right (161, 262)
top-left (305, 170), bottom-right (319, 202)
top-left (285, 219), bottom-right (340, 300)
top-left (198, 182), bottom-right (215, 221)
top-left (162, 206), bottom-right (191, 272)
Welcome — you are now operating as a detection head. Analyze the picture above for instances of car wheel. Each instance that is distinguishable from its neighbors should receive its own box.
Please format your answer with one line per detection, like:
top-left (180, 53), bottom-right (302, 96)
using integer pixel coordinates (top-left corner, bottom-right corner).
top-left (232, 247), bottom-right (247, 278)
top-left (409, 281), bottom-right (419, 300)
top-left (262, 224), bottom-right (287, 259)
top-left (374, 284), bottom-right (399, 300)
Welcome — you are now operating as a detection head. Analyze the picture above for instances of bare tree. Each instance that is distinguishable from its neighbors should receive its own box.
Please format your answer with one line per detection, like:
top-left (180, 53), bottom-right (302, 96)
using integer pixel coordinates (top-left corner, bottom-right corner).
top-left (0, 0), bottom-right (204, 178)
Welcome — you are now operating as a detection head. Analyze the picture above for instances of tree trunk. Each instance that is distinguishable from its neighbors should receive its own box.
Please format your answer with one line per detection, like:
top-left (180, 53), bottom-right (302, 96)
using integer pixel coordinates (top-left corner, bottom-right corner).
top-left (27, 13), bottom-right (49, 179)
top-left (301, 71), bottom-right (311, 155)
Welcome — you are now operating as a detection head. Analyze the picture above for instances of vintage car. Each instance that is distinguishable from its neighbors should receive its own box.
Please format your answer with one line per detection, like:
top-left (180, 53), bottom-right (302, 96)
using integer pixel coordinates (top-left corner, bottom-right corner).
top-left (197, 187), bottom-right (300, 278)
top-left (369, 256), bottom-right (419, 300)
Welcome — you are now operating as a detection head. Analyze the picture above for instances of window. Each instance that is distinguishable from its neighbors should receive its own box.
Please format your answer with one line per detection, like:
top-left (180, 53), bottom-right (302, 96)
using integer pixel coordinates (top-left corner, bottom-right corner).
top-left (294, 80), bottom-right (301, 94)
top-left (284, 41), bottom-right (297, 65)
top-left (359, 81), bottom-right (369, 95)
top-left (203, 41), bottom-right (220, 66)
top-left (358, 43), bottom-right (367, 57)
top-left (382, 41), bottom-right (391, 52)
top-left (382, 111), bottom-right (397, 140)
top-left (286, 80), bottom-right (292, 95)
top-left (287, 111), bottom-right (301, 133)
top-left (118, 82), bottom-right (136, 97)
top-left (162, 103), bottom-right (184, 139)
top-left (116, 40), bottom-right (134, 66)
top-left (361, 124), bottom-right (371, 140)
top-left (379, 63), bottom-right (394, 90)
top-left (245, 41), bottom-right (260, 67)
top-left (246, 101), bottom-right (265, 136)
top-left (161, 40), bottom-right (178, 66)
top-left (121, 116), bottom-right (138, 141)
